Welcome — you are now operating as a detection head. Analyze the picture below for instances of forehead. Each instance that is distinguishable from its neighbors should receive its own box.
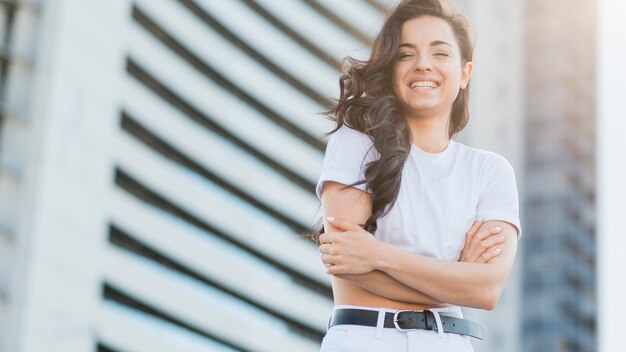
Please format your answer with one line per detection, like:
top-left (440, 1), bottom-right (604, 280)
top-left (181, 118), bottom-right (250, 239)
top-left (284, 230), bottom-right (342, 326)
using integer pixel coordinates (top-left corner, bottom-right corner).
top-left (399, 15), bottom-right (457, 48)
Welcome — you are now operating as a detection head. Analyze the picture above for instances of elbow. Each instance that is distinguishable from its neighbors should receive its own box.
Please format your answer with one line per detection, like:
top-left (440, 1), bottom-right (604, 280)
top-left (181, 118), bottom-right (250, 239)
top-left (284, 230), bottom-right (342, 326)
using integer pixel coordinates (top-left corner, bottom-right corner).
top-left (480, 284), bottom-right (505, 311)
top-left (463, 287), bottom-right (500, 310)
top-left (475, 267), bottom-right (509, 310)
top-left (482, 295), bottom-right (498, 311)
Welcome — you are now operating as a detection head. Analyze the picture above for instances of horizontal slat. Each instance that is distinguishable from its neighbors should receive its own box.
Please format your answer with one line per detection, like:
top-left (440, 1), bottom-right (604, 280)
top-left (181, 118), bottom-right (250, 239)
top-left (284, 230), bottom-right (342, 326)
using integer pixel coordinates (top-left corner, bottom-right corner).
top-left (103, 246), bottom-right (320, 352)
top-left (138, 0), bottom-right (339, 98)
top-left (315, 0), bottom-right (385, 38)
top-left (121, 79), bottom-right (321, 221)
top-left (372, 0), bottom-right (397, 11)
top-left (98, 301), bottom-right (235, 352)
top-left (113, 132), bottom-right (329, 286)
top-left (123, 62), bottom-right (324, 186)
top-left (131, 0), bottom-right (330, 138)
top-left (243, 0), bottom-right (370, 61)
top-left (109, 187), bottom-right (332, 330)
top-left (125, 19), bottom-right (331, 148)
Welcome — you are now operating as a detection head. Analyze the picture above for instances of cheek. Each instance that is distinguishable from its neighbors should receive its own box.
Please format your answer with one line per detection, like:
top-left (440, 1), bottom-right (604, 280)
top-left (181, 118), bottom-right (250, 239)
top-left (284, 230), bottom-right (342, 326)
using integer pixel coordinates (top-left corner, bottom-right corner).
top-left (391, 70), bottom-right (404, 94)
top-left (391, 66), bottom-right (400, 82)
top-left (391, 62), bottom-right (410, 84)
top-left (441, 66), bottom-right (463, 87)
top-left (437, 76), bottom-right (460, 99)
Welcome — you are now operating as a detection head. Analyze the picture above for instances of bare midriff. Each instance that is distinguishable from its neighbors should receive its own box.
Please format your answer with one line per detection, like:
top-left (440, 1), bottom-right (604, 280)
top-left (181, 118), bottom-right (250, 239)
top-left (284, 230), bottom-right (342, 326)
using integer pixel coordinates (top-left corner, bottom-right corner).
top-left (331, 276), bottom-right (453, 310)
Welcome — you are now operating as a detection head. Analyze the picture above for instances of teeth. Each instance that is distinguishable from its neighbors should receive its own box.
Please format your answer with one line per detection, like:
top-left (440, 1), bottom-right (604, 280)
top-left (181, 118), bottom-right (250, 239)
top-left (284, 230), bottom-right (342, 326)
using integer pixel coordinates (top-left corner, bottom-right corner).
top-left (410, 81), bottom-right (438, 88)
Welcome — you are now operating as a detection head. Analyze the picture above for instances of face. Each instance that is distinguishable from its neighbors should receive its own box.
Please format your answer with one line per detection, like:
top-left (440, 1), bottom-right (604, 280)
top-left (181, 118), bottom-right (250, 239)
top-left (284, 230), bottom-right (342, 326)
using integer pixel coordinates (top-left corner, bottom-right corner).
top-left (391, 15), bottom-right (473, 119)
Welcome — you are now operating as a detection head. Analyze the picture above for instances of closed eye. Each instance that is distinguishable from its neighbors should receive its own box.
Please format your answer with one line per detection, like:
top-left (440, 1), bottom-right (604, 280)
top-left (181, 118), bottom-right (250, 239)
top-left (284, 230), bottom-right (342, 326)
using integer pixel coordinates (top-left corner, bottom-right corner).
top-left (397, 52), bottom-right (448, 59)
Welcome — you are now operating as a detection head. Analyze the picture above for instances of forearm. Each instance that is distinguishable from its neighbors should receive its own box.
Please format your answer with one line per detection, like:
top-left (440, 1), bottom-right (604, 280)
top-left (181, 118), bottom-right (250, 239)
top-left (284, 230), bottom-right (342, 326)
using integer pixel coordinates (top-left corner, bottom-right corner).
top-left (319, 195), bottom-right (518, 310)
top-left (375, 243), bottom-right (509, 310)
top-left (335, 270), bottom-right (445, 306)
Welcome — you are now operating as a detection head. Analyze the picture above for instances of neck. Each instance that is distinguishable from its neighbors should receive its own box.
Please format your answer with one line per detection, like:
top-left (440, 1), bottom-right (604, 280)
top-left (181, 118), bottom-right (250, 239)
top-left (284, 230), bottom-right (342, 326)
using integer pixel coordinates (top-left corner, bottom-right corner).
top-left (405, 114), bottom-right (451, 154)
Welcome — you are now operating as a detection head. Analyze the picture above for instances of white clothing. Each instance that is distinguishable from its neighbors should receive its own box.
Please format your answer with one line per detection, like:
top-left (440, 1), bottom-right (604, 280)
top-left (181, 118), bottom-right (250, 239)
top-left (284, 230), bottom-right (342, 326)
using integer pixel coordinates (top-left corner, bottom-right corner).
top-left (316, 124), bottom-right (522, 348)
top-left (315, 123), bottom-right (522, 268)
top-left (320, 305), bottom-right (473, 352)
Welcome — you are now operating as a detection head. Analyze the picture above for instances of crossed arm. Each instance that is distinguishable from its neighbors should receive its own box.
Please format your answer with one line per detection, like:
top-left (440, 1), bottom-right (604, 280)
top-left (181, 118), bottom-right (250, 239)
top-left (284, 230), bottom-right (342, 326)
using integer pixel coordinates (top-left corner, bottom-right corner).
top-left (333, 270), bottom-right (445, 306)
top-left (320, 181), bottom-right (518, 310)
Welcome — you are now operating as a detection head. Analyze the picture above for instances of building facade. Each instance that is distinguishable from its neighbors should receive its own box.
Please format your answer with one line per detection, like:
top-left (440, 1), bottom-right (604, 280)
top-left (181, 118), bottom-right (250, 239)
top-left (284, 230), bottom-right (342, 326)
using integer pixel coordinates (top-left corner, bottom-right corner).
top-left (0, 0), bottom-right (532, 351)
top-left (522, 0), bottom-right (597, 351)
top-left (455, 0), bottom-right (526, 351)
top-left (0, 0), bottom-right (393, 351)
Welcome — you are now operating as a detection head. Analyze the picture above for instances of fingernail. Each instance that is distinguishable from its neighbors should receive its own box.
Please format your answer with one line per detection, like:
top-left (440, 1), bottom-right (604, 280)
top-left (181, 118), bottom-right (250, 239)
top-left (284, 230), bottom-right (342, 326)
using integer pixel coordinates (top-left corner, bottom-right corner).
top-left (494, 226), bottom-right (502, 231)
top-left (494, 248), bottom-right (502, 253)
top-left (499, 235), bottom-right (506, 240)
top-left (326, 216), bottom-right (335, 222)
top-left (479, 217), bottom-right (485, 222)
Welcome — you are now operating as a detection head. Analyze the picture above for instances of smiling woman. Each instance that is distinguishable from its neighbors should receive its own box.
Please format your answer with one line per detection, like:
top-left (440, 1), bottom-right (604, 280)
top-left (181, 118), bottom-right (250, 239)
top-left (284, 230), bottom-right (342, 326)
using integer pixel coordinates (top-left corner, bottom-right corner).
top-left (392, 16), bottom-right (472, 124)
top-left (307, 0), bottom-right (522, 351)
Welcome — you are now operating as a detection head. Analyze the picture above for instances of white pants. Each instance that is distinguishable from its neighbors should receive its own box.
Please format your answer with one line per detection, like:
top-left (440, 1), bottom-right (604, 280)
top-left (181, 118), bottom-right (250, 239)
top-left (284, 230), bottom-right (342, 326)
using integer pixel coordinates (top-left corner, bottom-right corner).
top-left (320, 304), bottom-right (474, 352)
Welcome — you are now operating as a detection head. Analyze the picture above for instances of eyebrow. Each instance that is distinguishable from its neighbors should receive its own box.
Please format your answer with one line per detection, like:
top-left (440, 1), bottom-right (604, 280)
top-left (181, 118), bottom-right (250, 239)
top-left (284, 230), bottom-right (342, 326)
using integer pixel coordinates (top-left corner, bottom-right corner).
top-left (398, 40), bottom-right (453, 49)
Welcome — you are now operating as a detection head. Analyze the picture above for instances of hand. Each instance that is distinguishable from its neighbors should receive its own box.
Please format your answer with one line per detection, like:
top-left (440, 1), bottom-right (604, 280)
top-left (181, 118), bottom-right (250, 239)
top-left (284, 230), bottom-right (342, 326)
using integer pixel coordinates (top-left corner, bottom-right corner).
top-left (459, 219), bottom-right (506, 263)
top-left (318, 217), bottom-right (381, 275)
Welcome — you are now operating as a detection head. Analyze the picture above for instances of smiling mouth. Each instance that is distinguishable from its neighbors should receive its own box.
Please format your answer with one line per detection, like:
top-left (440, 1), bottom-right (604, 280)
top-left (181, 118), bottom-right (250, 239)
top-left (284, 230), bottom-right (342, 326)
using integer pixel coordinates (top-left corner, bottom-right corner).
top-left (409, 81), bottom-right (440, 89)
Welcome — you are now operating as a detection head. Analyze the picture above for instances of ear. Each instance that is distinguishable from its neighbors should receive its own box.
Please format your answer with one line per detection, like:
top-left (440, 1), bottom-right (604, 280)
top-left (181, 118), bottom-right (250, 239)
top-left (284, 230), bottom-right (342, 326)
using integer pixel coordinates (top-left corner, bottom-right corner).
top-left (460, 61), bottom-right (473, 89)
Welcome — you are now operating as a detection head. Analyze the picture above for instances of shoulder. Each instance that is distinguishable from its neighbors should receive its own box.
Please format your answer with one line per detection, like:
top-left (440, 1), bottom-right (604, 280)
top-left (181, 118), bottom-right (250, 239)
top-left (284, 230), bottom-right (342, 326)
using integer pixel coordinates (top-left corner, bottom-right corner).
top-left (456, 142), bottom-right (514, 171)
top-left (329, 124), bottom-right (373, 145)
top-left (455, 143), bottom-right (517, 189)
top-left (326, 124), bottom-right (379, 158)
top-left (316, 124), bottom-right (378, 199)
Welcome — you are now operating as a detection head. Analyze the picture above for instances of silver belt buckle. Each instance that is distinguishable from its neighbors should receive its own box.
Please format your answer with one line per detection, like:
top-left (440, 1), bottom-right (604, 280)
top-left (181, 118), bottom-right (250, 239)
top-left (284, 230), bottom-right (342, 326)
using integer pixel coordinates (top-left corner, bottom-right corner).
top-left (393, 309), bottom-right (420, 332)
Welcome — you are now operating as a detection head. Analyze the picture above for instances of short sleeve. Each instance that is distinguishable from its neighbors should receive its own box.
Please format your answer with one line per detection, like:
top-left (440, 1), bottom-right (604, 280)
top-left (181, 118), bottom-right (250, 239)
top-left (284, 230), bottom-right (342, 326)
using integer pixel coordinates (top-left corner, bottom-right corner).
top-left (476, 155), bottom-right (523, 239)
top-left (315, 125), bottom-right (379, 200)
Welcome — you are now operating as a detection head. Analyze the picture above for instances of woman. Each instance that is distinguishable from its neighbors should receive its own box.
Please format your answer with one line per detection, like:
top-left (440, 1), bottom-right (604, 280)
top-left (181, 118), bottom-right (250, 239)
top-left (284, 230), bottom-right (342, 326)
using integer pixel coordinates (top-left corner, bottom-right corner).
top-left (313, 0), bottom-right (522, 351)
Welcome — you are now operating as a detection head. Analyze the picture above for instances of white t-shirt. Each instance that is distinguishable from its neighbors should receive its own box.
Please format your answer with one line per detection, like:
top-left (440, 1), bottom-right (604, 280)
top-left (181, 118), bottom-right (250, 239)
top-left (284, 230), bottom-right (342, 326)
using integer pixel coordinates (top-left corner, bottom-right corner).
top-left (316, 124), bottom-right (522, 262)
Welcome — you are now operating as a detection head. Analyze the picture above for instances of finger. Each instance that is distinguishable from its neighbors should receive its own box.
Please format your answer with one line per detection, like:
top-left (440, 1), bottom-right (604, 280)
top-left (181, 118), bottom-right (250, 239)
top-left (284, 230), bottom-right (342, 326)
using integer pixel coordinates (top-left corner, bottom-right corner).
top-left (461, 219), bottom-right (485, 260)
top-left (326, 264), bottom-right (345, 275)
top-left (318, 233), bottom-right (334, 244)
top-left (478, 248), bottom-right (502, 263)
top-left (476, 226), bottom-right (502, 241)
top-left (470, 226), bottom-right (502, 254)
top-left (319, 243), bottom-right (330, 254)
top-left (469, 234), bottom-right (506, 262)
top-left (323, 243), bottom-right (341, 255)
top-left (320, 254), bottom-right (339, 266)
top-left (326, 217), bottom-right (360, 231)
top-left (467, 218), bottom-right (485, 236)
top-left (485, 234), bottom-right (507, 247)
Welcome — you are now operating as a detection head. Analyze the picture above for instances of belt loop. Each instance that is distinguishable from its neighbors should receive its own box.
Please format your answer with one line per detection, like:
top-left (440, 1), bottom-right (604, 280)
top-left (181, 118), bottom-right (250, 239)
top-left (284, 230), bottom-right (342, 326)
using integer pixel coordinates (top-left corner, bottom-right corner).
top-left (375, 310), bottom-right (385, 339)
top-left (431, 310), bottom-right (445, 338)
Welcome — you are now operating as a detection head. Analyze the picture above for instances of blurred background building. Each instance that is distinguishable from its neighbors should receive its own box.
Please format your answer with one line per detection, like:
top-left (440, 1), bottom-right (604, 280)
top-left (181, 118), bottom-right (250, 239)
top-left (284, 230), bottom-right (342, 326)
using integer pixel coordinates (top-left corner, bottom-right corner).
top-left (451, 1), bottom-right (525, 352)
top-left (0, 0), bottom-right (384, 351)
top-left (0, 0), bottom-right (623, 351)
top-left (522, 1), bottom-right (597, 351)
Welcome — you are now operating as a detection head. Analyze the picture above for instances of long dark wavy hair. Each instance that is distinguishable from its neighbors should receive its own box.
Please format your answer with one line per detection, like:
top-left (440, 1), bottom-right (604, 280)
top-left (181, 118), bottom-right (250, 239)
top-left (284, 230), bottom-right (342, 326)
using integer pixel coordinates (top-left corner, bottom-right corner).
top-left (305, 0), bottom-right (474, 244)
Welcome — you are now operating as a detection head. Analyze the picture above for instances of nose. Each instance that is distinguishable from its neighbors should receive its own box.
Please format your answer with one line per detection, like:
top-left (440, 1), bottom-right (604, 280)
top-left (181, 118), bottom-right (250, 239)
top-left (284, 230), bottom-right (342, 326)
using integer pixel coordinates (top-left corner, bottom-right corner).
top-left (414, 55), bottom-right (433, 72)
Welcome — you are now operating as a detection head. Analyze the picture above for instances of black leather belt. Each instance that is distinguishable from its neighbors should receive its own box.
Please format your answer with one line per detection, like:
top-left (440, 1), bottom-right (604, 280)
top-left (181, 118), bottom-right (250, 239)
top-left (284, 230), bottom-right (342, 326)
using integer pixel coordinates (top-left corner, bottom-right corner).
top-left (328, 308), bottom-right (485, 340)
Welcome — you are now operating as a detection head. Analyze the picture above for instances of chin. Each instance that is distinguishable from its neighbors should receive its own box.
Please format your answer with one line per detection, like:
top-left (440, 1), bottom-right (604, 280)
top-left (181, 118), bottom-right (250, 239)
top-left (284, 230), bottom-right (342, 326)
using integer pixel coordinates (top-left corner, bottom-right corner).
top-left (407, 103), bottom-right (439, 112)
